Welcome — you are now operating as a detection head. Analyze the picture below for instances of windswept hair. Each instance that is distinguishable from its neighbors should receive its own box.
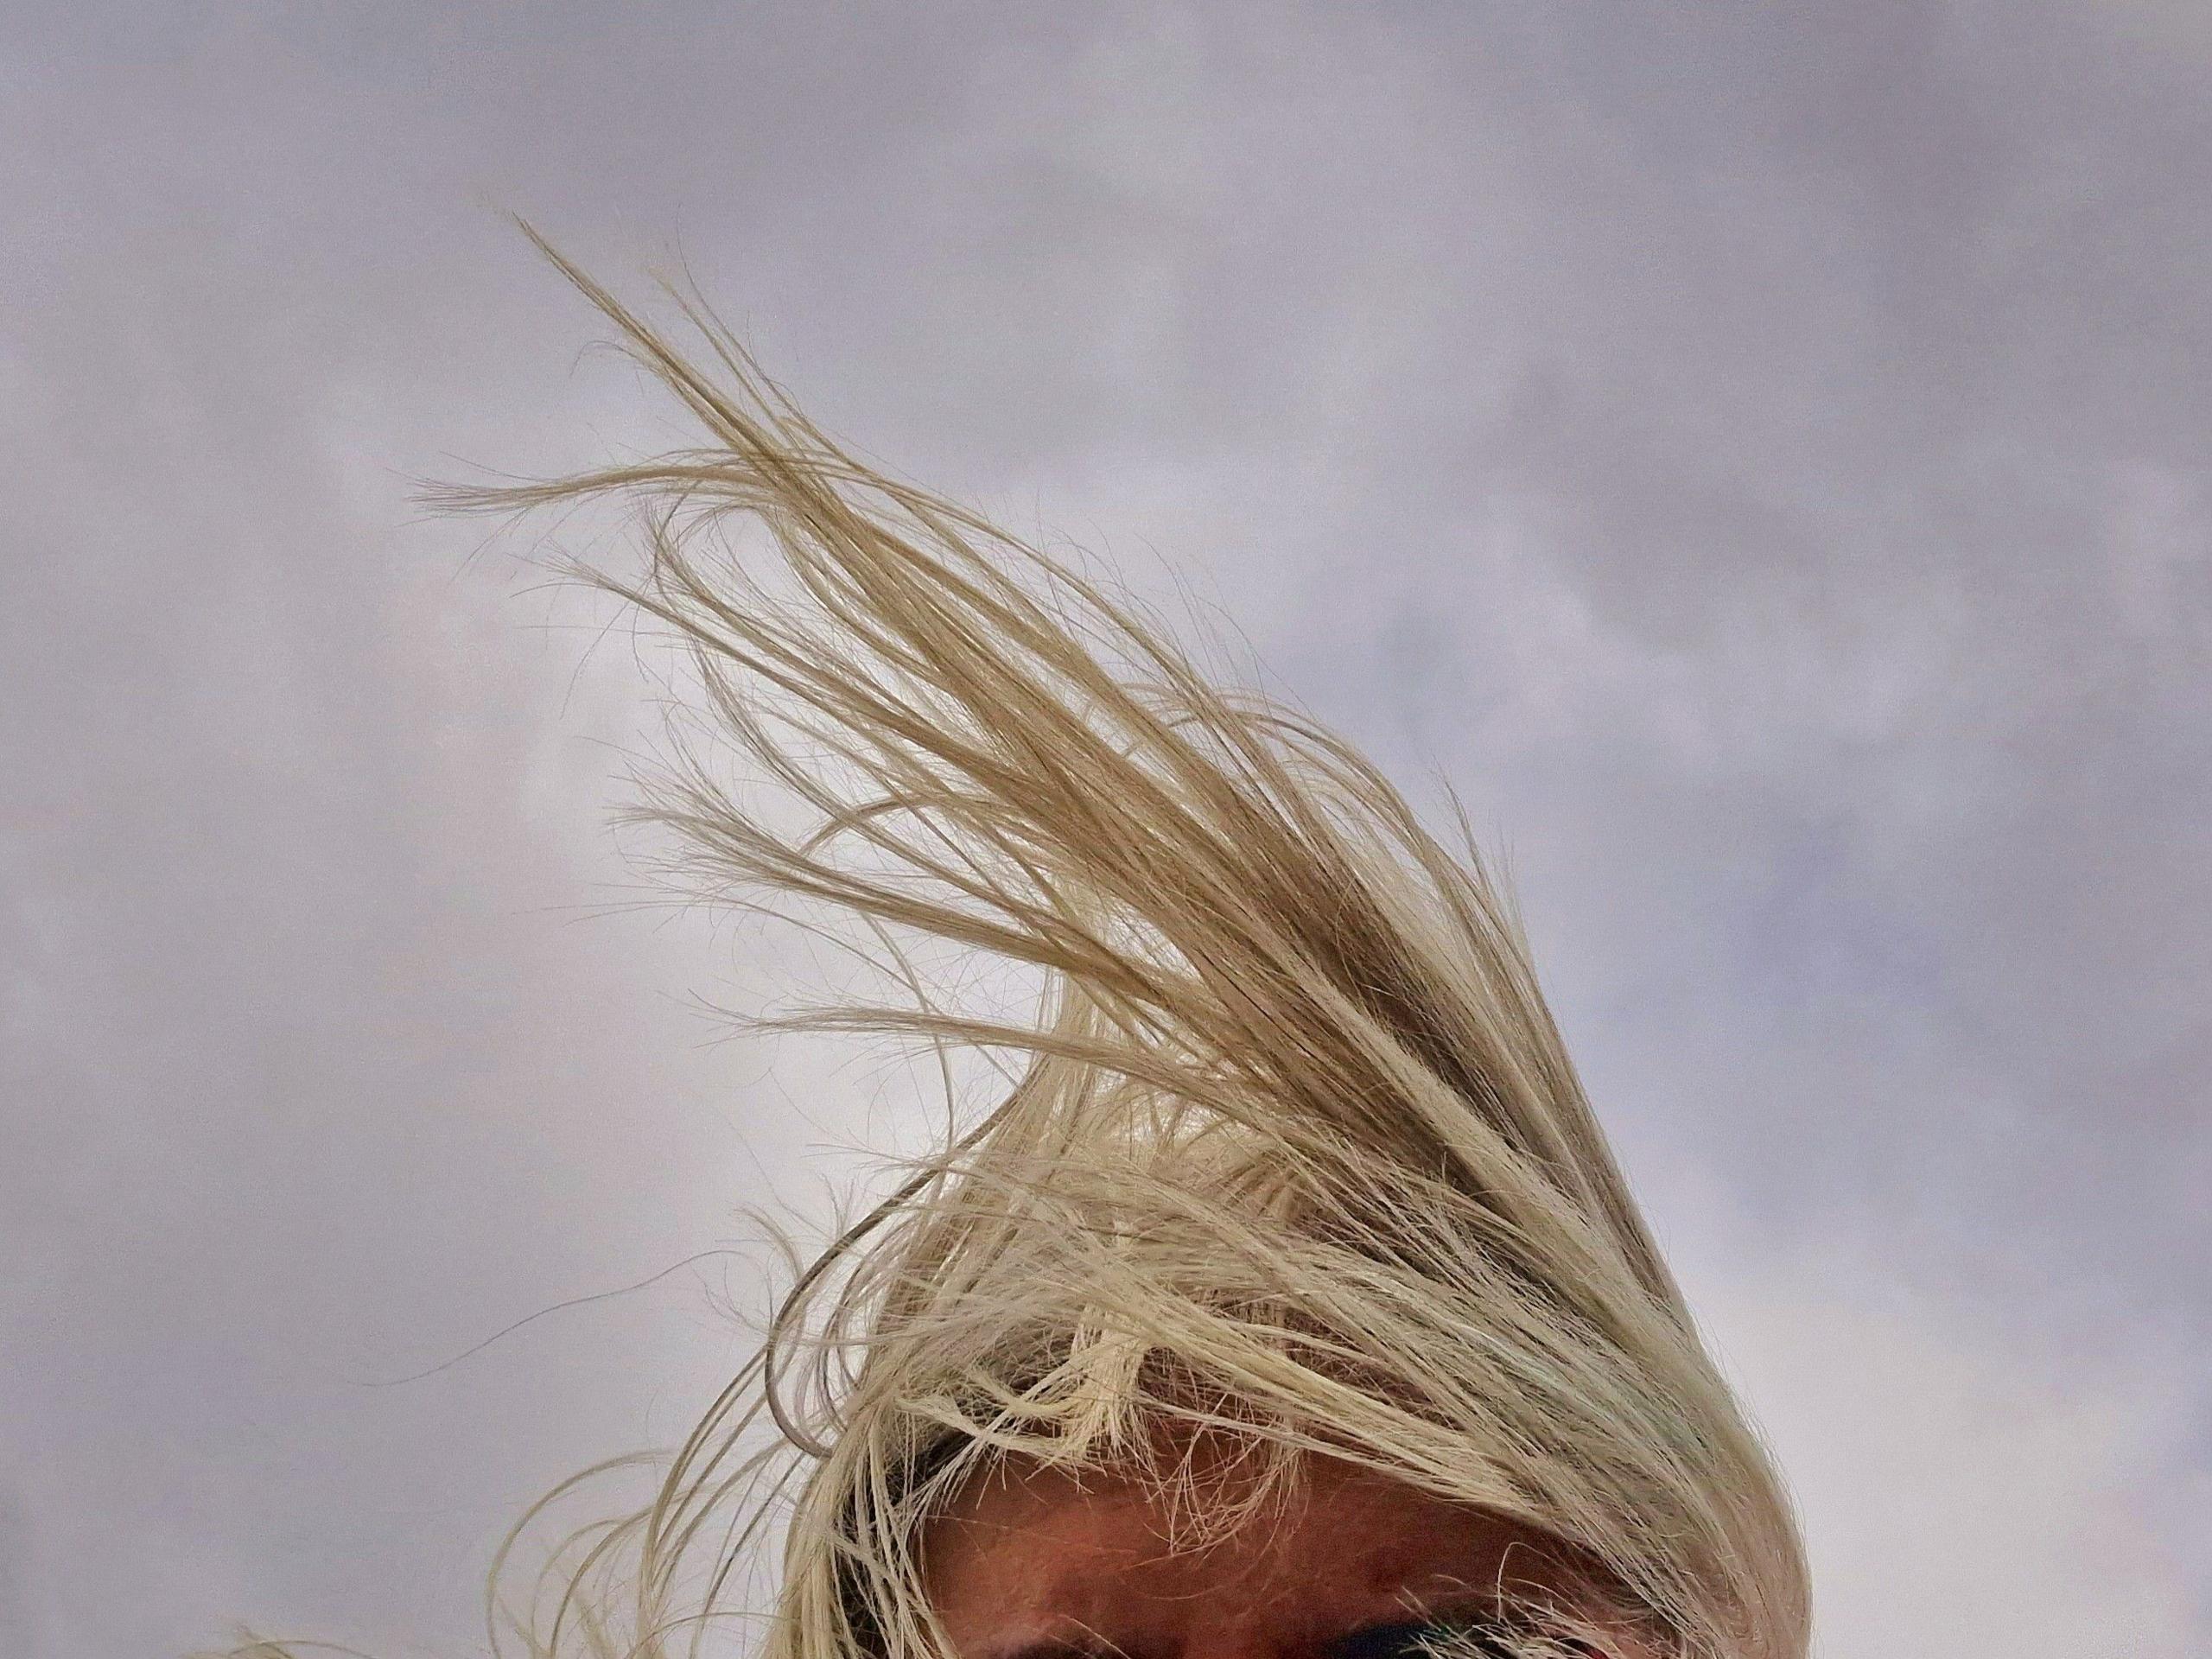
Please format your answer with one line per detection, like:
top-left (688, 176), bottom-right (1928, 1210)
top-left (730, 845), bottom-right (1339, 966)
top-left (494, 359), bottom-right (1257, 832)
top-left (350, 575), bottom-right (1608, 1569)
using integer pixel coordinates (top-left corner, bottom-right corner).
top-left (285, 233), bottom-right (1808, 1659)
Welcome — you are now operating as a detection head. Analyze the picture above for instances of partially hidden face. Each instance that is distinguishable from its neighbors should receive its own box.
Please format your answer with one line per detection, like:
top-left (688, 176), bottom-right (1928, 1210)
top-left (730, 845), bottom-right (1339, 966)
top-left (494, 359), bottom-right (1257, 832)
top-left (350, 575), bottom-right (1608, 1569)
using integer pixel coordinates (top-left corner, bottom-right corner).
top-left (921, 1452), bottom-right (1638, 1659)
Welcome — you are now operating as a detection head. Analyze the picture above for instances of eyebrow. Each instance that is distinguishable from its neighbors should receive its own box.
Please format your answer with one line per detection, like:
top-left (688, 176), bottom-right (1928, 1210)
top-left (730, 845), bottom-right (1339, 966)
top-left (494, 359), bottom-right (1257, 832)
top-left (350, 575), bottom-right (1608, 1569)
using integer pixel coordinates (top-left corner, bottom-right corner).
top-left (987, 1602), bottom-right (1519, 1659)
top-left (1322, 1611), bottom-right (1511, 1659)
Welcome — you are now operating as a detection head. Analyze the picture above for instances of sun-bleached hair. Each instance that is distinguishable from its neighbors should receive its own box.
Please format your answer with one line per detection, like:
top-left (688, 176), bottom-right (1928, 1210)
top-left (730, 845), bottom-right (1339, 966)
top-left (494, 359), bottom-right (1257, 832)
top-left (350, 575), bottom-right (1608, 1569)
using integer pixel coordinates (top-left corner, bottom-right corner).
top-left (265, 232), bottom-right (1809, 1659)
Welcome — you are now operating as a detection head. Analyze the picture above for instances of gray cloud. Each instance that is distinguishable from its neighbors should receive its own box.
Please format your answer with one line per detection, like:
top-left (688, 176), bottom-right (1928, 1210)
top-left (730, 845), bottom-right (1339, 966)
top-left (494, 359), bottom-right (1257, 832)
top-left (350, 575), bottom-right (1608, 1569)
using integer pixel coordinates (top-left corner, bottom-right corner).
top-left (4, 3), bottom-right (2205, 1654)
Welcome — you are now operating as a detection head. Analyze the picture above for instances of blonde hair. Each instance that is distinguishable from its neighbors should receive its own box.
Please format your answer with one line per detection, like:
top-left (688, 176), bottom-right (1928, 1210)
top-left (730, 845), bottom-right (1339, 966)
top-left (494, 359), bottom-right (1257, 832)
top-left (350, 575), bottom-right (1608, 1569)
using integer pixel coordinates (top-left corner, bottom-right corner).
top-left (259, 232), bottom-right (1809, 1659)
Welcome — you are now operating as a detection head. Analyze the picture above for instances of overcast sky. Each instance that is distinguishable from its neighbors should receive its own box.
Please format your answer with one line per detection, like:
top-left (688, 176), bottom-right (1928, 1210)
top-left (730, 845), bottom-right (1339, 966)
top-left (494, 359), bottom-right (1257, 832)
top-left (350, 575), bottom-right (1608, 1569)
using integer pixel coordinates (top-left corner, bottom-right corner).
top-left (4, 4), bottom-right (2208, 1656)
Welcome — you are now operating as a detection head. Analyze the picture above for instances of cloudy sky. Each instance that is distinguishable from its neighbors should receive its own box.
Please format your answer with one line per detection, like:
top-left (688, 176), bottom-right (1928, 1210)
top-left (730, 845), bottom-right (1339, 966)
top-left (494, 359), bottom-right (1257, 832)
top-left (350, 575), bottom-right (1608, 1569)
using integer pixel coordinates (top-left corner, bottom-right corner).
top-left (5, 4), bottom-right (2208, 1656)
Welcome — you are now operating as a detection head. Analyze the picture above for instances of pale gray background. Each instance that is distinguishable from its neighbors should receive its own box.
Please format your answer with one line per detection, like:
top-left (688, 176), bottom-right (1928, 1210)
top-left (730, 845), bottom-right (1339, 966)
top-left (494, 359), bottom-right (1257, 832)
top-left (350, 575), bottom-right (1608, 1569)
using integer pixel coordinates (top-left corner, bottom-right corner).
top-left (4, 4), bottom-right (2208, 1656)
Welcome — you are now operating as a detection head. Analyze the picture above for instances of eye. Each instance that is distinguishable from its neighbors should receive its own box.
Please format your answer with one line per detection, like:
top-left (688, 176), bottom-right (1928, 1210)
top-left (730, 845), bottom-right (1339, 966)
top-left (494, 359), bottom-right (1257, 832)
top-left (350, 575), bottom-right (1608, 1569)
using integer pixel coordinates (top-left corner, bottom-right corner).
top-left (1325, 1621), bottom-right (1500, 1659)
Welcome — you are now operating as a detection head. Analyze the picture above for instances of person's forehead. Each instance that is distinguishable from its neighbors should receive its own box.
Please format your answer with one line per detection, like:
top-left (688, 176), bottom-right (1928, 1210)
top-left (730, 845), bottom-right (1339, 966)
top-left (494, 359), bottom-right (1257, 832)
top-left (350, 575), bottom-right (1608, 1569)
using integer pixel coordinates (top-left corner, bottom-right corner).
top-left (922, 1453), bottom-right (1534, 1628)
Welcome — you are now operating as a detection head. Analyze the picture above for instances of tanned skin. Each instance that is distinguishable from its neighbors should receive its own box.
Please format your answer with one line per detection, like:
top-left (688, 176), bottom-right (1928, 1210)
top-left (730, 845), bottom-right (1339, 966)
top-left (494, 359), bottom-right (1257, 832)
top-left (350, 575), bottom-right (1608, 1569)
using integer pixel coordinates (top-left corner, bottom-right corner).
top-left (924, 1447), bottom-right (1640, 1659)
